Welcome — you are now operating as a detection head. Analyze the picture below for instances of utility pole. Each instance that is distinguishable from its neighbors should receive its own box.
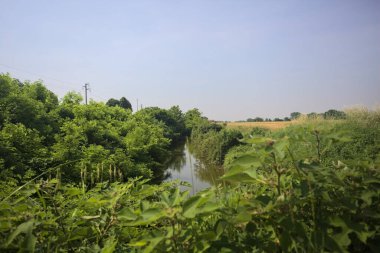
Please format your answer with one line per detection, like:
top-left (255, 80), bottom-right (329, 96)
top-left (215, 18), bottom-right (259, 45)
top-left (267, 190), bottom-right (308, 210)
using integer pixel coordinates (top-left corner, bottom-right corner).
top-left (136, 98), bottom-right (139, 112)
top-left (83, 83), bottom-right (89, 105)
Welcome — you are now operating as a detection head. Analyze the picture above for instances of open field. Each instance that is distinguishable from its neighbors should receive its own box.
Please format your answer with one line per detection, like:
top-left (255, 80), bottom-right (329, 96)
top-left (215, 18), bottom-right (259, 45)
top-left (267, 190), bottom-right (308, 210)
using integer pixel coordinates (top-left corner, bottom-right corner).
top-left (226, 121), bottom-right (294, 130)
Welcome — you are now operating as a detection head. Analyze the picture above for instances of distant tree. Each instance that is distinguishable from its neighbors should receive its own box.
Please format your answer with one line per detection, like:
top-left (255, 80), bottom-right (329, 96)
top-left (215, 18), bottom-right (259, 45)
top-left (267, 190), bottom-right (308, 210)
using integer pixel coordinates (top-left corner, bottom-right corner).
top-left (106, 97), bottom-right (132, 111)
top-left (324, 109), bottom-right (346, 119)
top-left (184, 108), bottom-right (204, 131)
top-left (307, 112), bottom-right (318, 119)
top-left (274, 118), bottom-right (284, 122)
top-left (265, 118), bottom-right (272, 122)
top-left (62, 91), bottom-right (83, 105)
top-left (290, 112), bottom-right (301, 120)
top-left (284, 117), bottom-right (291, 121)
top-left (247, 117), bottom-right (263, 122)
top-left (119, 97), bottom-right (132, 110)
top-left (106, 98), bottom-right (119, 107)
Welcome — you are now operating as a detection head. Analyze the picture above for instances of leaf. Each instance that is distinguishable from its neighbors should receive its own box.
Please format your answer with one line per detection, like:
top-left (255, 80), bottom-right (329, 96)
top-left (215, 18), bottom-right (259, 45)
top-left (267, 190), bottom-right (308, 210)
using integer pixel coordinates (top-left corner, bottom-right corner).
top-left (233, 209), bottom-right (251, 223)
top-left (129, 240), bottom-right (148, 247)
top-left (279, 231), bottom-right (292, 251)
top-left (65, 187), bottom-right (83, 196)
top-left (360, 191), bottom-right (374, 205)
top-left (25, 233), bottom-right (36, 253)
top-left (170, 187), bottom-right (181, 206)
top-left (160, 191), bottom-right (171, 207)
top-left (229, 154), bottom-right (261, 168)
top-left (325, 235), bottom-right (347, 253)
top-left (142, 236), bottom-right (165, 253)
top-left (182, 195), bottom-right (202, 218)
top-left (118, 207), bottom-right (137, 221)
top-left (160, 188), bottom-right (181, 207)
top-left (215, 220), bottom-right (228, 238)
top-left (101, 237), bottom-right (117, 253)
top-left (332, 232), bottom-right (351, 248)
top-left (127, 208), bottom-right (164, 226)
top-left (5, 219), bottom-right (34, 247)
top-left (81, 215), bottom-right (101, 220)
top-left (273, 138), bottom-right (289, 160)
top-left (198, 202), bottom-right (220, 213)
top-left (221, 165), bottom-right (267, 184)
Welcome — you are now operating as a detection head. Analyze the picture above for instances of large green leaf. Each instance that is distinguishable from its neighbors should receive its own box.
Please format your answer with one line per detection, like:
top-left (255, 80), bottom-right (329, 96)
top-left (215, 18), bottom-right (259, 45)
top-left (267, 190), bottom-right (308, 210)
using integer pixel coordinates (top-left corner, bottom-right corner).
top-left (221, 165), bottom-right (267, 184)
top-left (182, 195), bottom-right (202, 218)
top-left (127, 208), bottom-right (165, 226)
top-left (101, 237), bottom-right (117, 253)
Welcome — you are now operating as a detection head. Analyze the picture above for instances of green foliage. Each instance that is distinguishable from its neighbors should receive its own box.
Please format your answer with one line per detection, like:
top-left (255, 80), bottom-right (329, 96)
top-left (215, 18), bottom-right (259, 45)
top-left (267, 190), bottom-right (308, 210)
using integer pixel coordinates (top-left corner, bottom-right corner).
top-left (137, 106), bottom-right (187, 145)
top-left (247, 117), bottom-right (264, 122)
top-left (324, 109), bottom-right (346, 119)
top-left (1, 126), bottom-right (379, 252)
top-left (184, 108), bottom-right (205, 134)
top-left (250, 127), bottom-right (271, 137)
top-left (0, 74), bottom-right (188, 184)
top-left (61, 91), bottom-right (83, 105)
top-left (106, 97), bottom-right (132, 111)
top-left (0, 123), bottom-right (49, 178)
top-left (220, 124), bottom-right (380, 252)
top-left (1, 73), bottom-right (379, 252)
top-left (290, 112), bottom-right (301, 120)
top-left (191, 125), bottom-right (242, 165)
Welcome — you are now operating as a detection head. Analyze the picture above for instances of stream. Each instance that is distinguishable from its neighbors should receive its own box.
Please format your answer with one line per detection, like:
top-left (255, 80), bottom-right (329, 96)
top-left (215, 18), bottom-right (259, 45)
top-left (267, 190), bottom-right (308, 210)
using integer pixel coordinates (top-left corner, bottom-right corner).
top-left (164, 140), bottom-right (225, 195)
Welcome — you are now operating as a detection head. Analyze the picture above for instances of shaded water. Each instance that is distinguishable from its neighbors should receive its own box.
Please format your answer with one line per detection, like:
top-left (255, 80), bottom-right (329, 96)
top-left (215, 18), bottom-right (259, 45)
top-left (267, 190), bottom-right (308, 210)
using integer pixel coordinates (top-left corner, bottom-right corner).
top-left (165, 140), bottom-right (224, 195)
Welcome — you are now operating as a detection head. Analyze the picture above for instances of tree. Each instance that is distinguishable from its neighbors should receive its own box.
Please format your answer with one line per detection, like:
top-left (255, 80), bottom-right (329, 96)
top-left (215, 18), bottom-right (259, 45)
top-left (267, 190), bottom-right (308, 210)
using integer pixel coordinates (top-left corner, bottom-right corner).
top-left (119, 97), bottom-right (132, 110)
top-left (184, 108), bottom-right (204, 132)
top-left (247, 117), bottom-right (264, 122)
top-left (324, 109), bottom-right (346, 119)
top-left (290, 112), bottom-right (301, 120)
top-left (106, 98), bottom-right (119, 107)
top-left (62, 91), bottom-right (83, 105)
top-left (0, 123), bottom-right (48, 177)
top-left (307, 112), bottom-right (318, 119)
top-left (22, 81), bottom-right (58, 112)
top-left (106, 97), bottom-right (132, 111)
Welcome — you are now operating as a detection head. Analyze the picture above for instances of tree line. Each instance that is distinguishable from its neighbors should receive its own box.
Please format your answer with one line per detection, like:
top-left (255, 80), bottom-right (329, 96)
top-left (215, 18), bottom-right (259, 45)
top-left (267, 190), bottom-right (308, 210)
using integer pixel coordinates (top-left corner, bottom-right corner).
top-left (245, 109), bottom-right (346, 122)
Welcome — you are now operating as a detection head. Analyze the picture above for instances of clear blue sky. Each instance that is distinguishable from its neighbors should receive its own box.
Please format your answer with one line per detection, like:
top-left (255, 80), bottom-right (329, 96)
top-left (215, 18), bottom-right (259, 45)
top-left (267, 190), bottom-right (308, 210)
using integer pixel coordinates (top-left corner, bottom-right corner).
top-left (1, 0), bottom-right (379, 120)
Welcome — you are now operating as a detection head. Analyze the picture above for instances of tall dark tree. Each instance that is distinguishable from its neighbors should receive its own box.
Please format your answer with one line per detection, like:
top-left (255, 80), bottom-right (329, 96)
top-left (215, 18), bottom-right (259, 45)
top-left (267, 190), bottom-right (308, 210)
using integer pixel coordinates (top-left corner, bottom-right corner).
top-left (119, 97), bottom-right (132, 110)
top-left (106, 98), bottom-right (120, 107)
top-left (106, 97), bottom-right (132, 111)
top-left (324, 109), bottom-right (346, 119)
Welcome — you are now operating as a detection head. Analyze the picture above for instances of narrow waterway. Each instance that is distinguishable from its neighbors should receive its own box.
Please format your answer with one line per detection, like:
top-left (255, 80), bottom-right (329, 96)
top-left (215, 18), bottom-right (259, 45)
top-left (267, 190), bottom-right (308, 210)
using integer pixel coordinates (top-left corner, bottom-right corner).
top-left (165, 140), bottom-right (224, 195)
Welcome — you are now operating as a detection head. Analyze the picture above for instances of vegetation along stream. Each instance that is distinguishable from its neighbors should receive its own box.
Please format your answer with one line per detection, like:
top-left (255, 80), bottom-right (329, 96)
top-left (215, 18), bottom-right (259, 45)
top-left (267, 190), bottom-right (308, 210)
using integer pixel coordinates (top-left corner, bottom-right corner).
top-left (1, 73), bottom-right (379, 252)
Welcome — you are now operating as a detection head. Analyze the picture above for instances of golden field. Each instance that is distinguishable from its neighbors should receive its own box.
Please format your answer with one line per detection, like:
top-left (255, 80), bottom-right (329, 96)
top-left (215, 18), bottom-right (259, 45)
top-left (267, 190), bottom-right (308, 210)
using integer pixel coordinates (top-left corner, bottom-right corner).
top-left (226, 121), bottom-right (294, 130)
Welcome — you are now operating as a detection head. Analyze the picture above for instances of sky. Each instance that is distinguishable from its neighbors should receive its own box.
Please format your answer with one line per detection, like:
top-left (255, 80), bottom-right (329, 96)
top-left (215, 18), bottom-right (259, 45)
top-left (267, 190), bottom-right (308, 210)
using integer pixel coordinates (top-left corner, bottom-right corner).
top-left (1, 0), bottom-right (379, 121)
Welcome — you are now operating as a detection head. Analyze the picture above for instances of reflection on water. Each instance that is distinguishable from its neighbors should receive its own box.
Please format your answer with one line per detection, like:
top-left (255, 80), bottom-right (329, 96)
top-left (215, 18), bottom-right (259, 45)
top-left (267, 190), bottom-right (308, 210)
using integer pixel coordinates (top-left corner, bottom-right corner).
top-left (165, 140), bottom-right (224, 195)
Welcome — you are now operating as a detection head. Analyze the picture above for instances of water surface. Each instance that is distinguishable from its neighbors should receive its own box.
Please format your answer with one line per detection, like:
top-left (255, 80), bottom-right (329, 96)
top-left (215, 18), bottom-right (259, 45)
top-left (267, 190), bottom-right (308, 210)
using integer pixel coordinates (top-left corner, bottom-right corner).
top-left (165, 141), bottom-right (224, 195)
